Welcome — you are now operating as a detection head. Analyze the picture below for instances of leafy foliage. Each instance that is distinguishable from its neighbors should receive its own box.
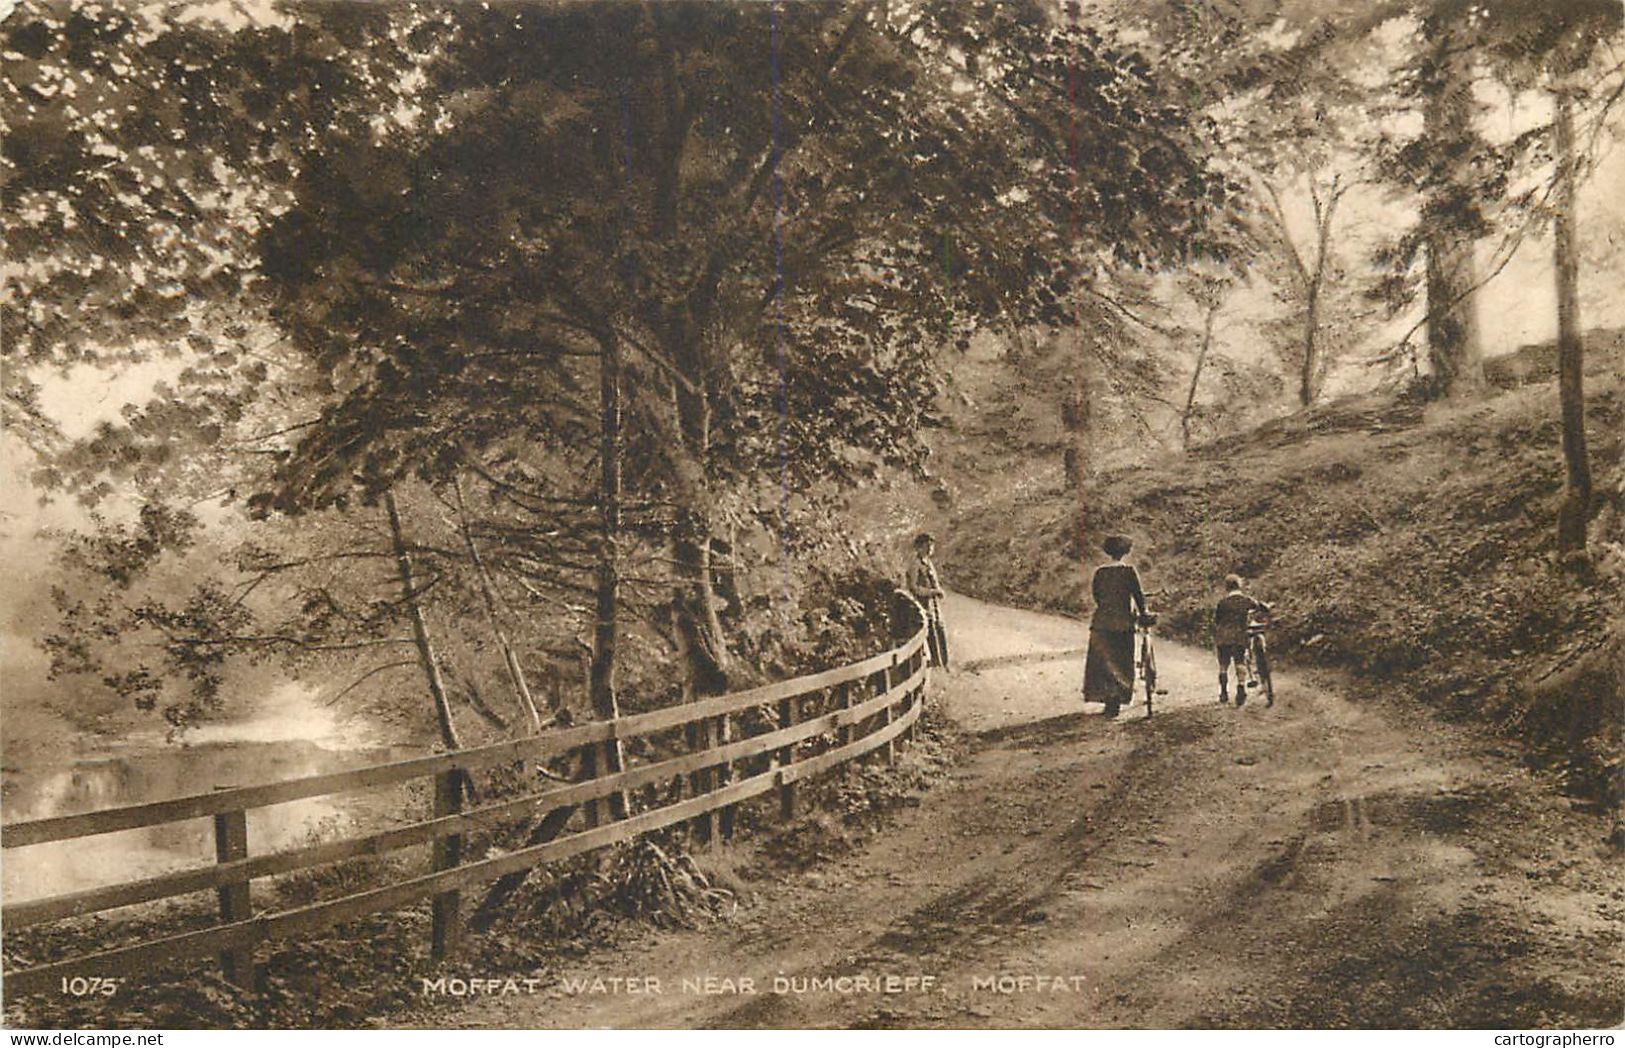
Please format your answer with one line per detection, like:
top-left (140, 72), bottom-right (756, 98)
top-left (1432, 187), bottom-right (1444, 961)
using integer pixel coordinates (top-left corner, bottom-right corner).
top-left (9, 1), bottom-right (1226, 742)
top-left (250, 0), bottom-right (1237, 507)
top-left (0, 2), bottom-right (393, 436)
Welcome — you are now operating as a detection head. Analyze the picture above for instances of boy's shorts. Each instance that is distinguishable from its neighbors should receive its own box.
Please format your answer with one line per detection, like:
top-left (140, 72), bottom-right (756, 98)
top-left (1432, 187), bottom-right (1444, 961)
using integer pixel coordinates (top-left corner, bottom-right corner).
top-left (1216, 643), bottom-right (1247, 671)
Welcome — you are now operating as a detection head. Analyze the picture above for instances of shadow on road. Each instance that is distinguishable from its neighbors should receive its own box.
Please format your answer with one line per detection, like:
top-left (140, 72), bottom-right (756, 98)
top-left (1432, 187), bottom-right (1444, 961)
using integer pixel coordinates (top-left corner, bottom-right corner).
top-left (975, 711), bottom-right (1095, 747)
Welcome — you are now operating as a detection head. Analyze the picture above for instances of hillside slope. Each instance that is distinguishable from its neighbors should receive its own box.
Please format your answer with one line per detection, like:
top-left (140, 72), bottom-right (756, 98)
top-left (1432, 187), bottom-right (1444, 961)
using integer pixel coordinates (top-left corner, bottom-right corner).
top-left (940, 377), bottom-right (1624, 801)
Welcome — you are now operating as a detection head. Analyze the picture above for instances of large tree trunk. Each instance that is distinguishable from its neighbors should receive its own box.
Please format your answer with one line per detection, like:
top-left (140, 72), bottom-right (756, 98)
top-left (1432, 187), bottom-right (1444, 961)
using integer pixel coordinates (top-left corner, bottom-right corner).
top-left (587, 333), bottom-right (628, 822)
top-left (385, 491), bottom-right (462, 752)
top-left (1420, 14), bottom-right (1486, 400)
top-left (670, 354), bottom-right (732, 697)
top-left (673, 523), bottom-right (729, 693)
top-left (661, 318), bottom-right (733, 843)
top-left (672, 381), bottom-right (732, 842)
top-left (1552, 90), bottom-right (1592, 556)
top-left (1423, 232), bottom-right (1483, 398)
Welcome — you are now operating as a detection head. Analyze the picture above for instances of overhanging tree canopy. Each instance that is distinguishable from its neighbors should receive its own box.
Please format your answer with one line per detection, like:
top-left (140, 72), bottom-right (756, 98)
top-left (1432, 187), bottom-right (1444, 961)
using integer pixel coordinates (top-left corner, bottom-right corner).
top-left (253, 0), bottom-right (1239, 691)
top-left (8, 0), bottom-right (1240, 737)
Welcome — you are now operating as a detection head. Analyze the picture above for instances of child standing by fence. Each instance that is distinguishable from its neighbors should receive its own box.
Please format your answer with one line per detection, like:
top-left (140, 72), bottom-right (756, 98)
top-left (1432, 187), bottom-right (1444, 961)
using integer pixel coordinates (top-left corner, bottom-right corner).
top-left (910, 532), bottom-right (950, 670)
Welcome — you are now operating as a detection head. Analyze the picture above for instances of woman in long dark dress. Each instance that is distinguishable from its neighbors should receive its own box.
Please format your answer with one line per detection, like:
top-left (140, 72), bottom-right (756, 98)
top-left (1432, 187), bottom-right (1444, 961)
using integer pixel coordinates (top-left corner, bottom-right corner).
top-left (1082, 534), bottom-right (1146, 718)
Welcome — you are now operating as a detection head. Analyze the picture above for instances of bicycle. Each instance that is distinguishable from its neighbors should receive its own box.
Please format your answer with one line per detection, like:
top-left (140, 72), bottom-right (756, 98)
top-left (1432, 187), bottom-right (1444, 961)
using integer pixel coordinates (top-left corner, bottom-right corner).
top-left (1236, 611), bottom-right (1275, 708)
top-left (1136, 611), bottom-right (1169, 717)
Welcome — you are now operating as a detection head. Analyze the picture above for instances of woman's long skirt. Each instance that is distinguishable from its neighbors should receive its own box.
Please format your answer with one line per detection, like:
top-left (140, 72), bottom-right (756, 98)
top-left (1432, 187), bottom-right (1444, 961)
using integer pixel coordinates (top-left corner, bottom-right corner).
top-left (1082, 626), bottom-right (1135, 711)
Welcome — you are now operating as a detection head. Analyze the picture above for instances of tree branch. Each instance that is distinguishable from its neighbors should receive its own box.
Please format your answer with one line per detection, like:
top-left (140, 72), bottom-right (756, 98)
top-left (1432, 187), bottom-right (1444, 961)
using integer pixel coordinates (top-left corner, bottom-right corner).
top-left (323, 659), bottom-right (417, 707)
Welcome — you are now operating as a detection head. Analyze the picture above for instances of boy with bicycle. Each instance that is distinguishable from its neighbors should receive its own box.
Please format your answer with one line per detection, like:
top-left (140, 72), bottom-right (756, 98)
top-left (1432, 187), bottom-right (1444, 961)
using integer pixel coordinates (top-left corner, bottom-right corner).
top-left (1215, 574), bottom-right (1268, 705)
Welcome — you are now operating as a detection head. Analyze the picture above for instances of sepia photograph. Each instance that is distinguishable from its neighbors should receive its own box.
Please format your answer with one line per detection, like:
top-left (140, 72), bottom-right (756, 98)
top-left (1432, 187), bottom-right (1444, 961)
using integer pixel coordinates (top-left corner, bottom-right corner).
top-left (1, 0), bottom-right (1622, 1032)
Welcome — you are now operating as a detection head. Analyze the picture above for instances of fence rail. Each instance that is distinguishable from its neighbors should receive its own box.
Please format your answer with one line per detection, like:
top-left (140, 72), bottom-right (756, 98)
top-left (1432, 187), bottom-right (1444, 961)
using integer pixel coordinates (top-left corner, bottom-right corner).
top-left (0, 615), bottom-right (930, 997)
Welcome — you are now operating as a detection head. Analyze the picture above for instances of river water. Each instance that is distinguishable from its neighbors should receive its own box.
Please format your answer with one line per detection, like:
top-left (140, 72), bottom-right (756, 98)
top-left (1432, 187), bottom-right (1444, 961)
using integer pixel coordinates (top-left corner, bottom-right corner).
top-left (1, 685), bottom-right (417, 905)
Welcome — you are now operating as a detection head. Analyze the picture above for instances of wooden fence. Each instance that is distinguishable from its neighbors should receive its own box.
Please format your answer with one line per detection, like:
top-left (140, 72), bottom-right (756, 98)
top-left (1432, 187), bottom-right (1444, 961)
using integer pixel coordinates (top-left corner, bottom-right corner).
top-left (0, 616), bottom-right (929, 997)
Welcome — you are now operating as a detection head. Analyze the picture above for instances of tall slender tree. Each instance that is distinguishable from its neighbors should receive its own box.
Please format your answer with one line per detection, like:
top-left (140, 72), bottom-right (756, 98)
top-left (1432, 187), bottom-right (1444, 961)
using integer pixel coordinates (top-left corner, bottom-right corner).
top-left (1257, 173), bottom-right (1356, 406)
top-left (1550, 88), bottom-right (1592, 555)
top-left (1472, 0), bottom-right (1623, 554)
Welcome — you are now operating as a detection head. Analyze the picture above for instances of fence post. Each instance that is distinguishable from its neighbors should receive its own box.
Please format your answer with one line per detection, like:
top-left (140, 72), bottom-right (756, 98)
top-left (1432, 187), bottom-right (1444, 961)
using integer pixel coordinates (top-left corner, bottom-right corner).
top-left (881, 657), bottom-right (896, 765)
top-left (581, 743), bottom-right (601, 829)
top-left (717, 712), bottom-right (736, 840)
top-left (837, 681), bottom-right (853, 747)
top-left (689, 716), bottom-right (715, 846)
top-left (906, 646), bottom-right (923, 744)
top-left (777, 694), bottom-right (797, 820)
top-left (212, 788), bottom-right (253, 989)
top-left (430, 769), bottom-right (464, 960)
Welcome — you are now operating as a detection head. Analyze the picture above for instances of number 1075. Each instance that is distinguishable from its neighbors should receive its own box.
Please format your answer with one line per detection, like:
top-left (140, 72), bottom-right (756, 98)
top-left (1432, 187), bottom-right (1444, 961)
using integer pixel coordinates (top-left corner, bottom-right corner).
top-left (61, 976), bottom-right (119, 996)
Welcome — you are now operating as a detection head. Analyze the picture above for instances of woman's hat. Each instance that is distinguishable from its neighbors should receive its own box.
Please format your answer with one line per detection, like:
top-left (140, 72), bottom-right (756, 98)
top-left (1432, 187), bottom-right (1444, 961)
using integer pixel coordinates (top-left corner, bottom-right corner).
top-left (1103, 534), bottom-right (1133, 558)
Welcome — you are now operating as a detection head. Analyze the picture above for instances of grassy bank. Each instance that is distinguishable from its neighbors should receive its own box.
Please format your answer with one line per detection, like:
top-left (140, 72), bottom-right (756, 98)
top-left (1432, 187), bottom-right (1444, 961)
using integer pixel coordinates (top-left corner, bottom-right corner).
top-left (940, 377), bottom-right (1624, 801)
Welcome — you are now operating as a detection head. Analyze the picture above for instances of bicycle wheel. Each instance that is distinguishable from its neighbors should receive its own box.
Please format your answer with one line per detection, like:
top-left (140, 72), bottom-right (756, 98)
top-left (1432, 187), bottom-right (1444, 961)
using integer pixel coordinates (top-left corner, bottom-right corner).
top-left (1142, 639), bottom-right (1157, 716)
top-left (1254, 637), bottom-right (1275, 707)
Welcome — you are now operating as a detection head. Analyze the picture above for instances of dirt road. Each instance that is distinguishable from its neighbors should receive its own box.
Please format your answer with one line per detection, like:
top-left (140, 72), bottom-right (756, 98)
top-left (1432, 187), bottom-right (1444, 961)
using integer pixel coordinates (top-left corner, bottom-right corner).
top-left (437, 594), bottom-right (1623, 1029)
